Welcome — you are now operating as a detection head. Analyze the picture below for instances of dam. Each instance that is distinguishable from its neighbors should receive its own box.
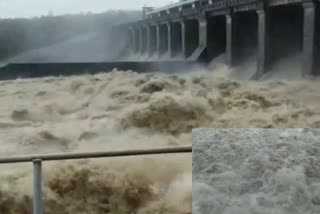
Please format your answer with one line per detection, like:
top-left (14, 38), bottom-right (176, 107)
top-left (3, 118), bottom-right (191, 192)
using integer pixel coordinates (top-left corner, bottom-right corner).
top-left (1, 0), bottom-right (319, 80)
top-left (117, 0), bottom-right (320, 79)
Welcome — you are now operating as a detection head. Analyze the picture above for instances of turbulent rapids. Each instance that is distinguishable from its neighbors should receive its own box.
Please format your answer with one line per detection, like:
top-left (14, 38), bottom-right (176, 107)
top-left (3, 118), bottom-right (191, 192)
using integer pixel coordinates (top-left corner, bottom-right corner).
top-left (193, 129), bottom-right (320, 214)
top-left (1, 65), bottom-right (320, 213)
top-left (0, 71), bottom-right (193, 213)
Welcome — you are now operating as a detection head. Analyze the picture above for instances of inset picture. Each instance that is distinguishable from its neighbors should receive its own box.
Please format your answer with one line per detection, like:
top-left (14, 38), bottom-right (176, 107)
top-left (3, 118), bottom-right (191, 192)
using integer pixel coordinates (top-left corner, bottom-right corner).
top-left (192, 128), bottom-right (320, 214)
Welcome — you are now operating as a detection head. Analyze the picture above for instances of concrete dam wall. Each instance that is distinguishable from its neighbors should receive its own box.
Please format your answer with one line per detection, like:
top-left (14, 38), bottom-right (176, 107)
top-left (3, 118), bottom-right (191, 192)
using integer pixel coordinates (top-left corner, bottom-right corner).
top-left (118, 0), bottom-right (320, 79)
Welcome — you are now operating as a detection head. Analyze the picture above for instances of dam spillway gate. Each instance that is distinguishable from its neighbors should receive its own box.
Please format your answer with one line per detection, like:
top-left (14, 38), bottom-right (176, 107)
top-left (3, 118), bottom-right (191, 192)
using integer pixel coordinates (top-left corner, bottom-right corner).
top-left (117, 0), bottom-right (320, 79)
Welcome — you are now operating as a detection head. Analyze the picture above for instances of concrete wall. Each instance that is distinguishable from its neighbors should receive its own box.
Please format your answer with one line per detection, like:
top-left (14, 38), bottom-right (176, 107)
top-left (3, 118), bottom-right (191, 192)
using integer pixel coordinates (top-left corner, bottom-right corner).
top-left (123, 0), bottom-right (319, 78)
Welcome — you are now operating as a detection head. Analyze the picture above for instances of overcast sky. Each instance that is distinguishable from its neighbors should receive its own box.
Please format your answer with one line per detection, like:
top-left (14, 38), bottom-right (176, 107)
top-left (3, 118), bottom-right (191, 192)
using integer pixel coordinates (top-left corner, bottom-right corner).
top-left (0, 0), bottom-right (174, 18)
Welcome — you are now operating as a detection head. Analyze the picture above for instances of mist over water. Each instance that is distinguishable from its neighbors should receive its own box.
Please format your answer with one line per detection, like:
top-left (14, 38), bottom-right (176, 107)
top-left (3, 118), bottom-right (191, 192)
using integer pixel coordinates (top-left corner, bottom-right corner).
top-left (7, 33), bottom-right (118, 63)
top-left (0, 10), bottom-right (139, 65)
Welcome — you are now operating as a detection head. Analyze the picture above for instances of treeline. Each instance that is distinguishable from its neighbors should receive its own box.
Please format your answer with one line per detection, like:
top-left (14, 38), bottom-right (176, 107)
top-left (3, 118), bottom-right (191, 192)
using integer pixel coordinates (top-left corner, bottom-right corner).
top-left (0, 10), bottom-right (140, 61)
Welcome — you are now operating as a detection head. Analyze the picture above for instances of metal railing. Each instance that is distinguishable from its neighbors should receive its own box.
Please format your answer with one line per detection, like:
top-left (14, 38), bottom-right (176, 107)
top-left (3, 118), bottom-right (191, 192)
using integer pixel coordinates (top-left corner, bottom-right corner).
top-left (0, 146), bottom-right (192, 214)
top-left (145, 0), bottom-right (199, 16)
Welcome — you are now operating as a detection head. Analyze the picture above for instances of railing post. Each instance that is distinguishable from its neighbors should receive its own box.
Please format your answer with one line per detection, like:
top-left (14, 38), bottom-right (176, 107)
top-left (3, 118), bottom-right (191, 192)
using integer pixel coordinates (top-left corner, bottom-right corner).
top-left (33, 159), bottom-right (43, 214)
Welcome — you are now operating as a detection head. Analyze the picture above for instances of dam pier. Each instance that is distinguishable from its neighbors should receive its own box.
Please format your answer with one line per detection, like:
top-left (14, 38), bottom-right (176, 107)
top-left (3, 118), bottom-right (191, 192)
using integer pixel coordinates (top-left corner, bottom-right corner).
top-left (119, 0), bottom-right (320, 79)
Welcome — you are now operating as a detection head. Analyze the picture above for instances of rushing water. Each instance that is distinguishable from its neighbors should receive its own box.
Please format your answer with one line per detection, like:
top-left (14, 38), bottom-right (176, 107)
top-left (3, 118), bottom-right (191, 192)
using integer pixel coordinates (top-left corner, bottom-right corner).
top-left (0, 66), bottom-right (320, 213)
top-left (193, 129), bottom-right (320, 214)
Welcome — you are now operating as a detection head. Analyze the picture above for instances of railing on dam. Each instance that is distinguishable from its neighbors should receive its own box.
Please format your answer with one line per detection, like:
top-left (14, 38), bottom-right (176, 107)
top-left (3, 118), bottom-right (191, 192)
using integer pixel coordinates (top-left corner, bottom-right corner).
top-left (145, 0), bottom-right (264, 19)
top-left (0, 146), bottom-right (192, 214)
top-left (142, 0), bottom-right (309, 20)
top-left (203, 0), bottom-right (227, 10)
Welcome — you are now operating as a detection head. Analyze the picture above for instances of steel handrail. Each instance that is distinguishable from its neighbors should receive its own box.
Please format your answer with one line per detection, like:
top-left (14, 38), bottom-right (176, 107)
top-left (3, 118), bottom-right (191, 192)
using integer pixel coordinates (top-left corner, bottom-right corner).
top-left (0, 146), bottom-right (192, 214)
top-left (0, 146), bottom-right (192, 163)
